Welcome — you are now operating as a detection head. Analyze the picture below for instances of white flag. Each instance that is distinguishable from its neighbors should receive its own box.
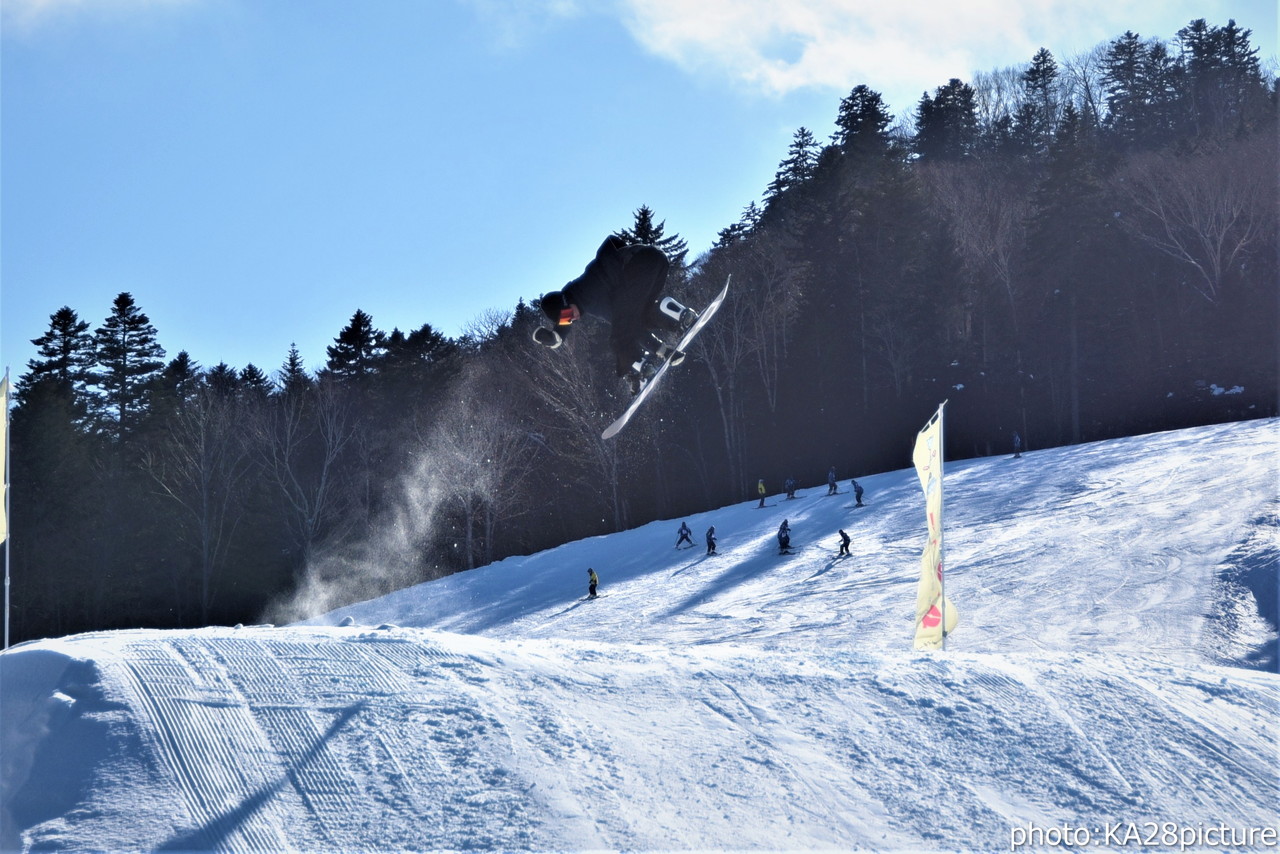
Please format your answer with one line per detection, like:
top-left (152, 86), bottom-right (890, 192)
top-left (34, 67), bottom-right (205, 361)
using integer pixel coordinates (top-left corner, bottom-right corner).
top-left (913, 405), bottom-right (957, 650)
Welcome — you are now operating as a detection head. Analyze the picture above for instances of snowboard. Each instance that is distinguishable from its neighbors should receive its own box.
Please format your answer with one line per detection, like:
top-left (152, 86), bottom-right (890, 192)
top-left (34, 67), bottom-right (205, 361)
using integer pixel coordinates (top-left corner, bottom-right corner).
top-left (602, 275), bottom-right (731, 440)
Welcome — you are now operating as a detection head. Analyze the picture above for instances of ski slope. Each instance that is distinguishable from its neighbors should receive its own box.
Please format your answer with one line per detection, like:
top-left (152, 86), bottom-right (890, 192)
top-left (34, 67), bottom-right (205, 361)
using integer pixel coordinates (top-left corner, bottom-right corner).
top-left (2, 419), bottom-right (1278, 852)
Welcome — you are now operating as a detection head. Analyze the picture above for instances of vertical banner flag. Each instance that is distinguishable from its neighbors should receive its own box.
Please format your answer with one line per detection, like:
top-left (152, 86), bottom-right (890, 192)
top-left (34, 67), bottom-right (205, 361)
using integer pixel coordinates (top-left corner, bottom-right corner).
top-left (0, 372), bottom-right (8, 544)
top-left (912, 403), bottom-right (958, 650)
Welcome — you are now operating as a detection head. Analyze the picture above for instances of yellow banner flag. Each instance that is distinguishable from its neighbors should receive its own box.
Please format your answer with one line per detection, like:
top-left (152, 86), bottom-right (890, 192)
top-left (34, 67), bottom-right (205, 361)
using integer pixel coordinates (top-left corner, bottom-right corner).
top-left (913, 405), bottom-right (957, 650)
top-left (0, 373), bottom-right (8, 544)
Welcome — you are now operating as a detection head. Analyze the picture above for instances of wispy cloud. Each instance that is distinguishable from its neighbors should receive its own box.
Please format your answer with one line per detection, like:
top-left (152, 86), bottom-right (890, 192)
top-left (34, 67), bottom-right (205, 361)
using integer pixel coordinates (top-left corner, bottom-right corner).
top-left (458, 0), bottom-right (585, 50)
top-left (2, 0), bottom-right (199, 33)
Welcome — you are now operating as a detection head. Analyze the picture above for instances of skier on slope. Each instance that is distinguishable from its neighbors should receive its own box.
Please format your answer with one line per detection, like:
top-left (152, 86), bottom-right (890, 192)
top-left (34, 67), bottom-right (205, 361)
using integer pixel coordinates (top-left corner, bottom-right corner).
top-left (706, 526), bottom-right (718, 556)
top-left (676, 521), bottom-right (693, 549)
top-left (838, 529), bottom-right (851, 557)
top-left (827, 466), bottom-right (838, 495)
top-left (533, 235), bottom-right (698, 393)
top-left (778, 520), bottom-right (791, 553)
top-left (587, 568), bottom-right (599, 599)
top-left (851, 479), bottom-right (865, 507)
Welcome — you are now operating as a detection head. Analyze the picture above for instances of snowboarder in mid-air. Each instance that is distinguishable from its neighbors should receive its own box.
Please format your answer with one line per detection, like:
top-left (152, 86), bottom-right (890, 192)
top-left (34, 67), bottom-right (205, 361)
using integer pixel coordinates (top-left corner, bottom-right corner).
top-left (676, 521), bottom-right (693, 549)
top-left (587, 568), bottom-right (599, 599)
top-left (533, 235), bottom-right (698, 393)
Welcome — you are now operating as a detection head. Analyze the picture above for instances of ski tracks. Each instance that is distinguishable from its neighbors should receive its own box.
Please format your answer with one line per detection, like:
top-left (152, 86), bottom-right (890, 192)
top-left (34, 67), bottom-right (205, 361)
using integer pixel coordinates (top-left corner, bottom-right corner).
top-left (105, 629), bottom-right (543, 852)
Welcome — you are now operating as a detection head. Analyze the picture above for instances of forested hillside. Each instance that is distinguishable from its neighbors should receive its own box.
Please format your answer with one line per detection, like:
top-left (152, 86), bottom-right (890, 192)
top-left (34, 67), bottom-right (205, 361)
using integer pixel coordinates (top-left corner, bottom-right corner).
top-left (7, 18), bottom-right (1275, 643)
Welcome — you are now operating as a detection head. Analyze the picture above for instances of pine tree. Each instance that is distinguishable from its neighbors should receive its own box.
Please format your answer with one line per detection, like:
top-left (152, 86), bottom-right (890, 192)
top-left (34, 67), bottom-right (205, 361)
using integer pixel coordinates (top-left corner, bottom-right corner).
top-left (615, 205), bottom-right (689, 270)
top-left (207, 363), bottom-right (240, 396)
top-left (89, 292), bottom-right (166, 439)
top-left (19, 306), bottom-right (96, 421)
top-left (1101, 31), bottom-right (1148, 148)
top-left (324, 309), bottom-right (387, 379)
top-left (832, 85), bottom-right (893, 156)
top-left (278, 344), bottom-right (313, 396)
top-left (1020, 48), bottom-right (1061, 154)
top-left (764, 127), bottom-right (821, 204)
top-left (1176, 18), bottom-right (1266, 142)
top-left (914, 79), bottom-right (979, 161)
top-left (239, 364), bottom-right (273, 398)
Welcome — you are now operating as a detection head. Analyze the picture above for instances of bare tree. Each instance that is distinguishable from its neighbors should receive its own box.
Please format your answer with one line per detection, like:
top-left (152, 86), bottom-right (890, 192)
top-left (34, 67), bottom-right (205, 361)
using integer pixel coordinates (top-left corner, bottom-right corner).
top-left (742, 229), bottom-right (805, 413)
top-left (142, 387), bottom-right (253, 622)
top-left (1116, 134), bottom-right (1274, 303)
top-left (251, 377), bottom-right (357, 568)
top-left (519, 323), bottom-right (632, 531)
top-left (920, 158), bottom-right (1033, 352)
top-left (1060, 46), bottom-right (1109, 124)
top-left (428, 360), bottom-right (538, 568)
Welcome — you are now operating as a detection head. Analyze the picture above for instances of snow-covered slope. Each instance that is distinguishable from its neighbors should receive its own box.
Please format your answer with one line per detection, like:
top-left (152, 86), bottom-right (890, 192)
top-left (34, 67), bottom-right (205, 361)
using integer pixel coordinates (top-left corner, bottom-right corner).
top-left (3, 419), bottom-right (1277, 852)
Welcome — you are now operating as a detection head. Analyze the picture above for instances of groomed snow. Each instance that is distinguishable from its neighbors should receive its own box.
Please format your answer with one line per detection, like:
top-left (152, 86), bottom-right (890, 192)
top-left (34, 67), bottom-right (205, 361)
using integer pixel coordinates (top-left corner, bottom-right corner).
top-left (3, 419), bottom-right (1278, 852)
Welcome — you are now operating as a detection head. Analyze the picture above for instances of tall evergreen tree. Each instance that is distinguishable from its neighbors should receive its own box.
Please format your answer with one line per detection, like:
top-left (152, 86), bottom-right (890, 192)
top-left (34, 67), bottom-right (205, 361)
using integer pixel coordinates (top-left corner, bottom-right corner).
top-left (18, 306), bottom-right (95, 420)
top-left (1101, 31), bottom-right (1149, 148)
top-left (832, 85), bottom-right (894, 157)
top-left (278, 344), bottom-right (313, 396)
top-left (88, 292), bottom-right (166, 439)
top-left (1020, 48), bottom-right (1061, 154)
top-left (914, 79), bottom-right (980, 161)
top-left (324, 309), bottom-right (386, 379)
top-left (615, 205), bottom-right (689, 271)
top-left (764, 127), bottom-right (821, 205)
top-left (239, 364), bottom-right (273, 398)
top-left (1176, 18), bottom-right (1266, 142)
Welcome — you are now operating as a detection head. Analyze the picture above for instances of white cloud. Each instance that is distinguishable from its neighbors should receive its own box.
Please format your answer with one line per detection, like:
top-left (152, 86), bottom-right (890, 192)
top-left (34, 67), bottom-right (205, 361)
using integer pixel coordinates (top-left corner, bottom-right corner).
top-left (615, 0), bottom-right (1274, 107)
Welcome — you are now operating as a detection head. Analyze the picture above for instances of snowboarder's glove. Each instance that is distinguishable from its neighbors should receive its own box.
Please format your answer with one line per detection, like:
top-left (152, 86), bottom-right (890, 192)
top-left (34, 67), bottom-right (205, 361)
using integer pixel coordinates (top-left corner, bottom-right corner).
top-left (533, 327), bottom-right (563, 349)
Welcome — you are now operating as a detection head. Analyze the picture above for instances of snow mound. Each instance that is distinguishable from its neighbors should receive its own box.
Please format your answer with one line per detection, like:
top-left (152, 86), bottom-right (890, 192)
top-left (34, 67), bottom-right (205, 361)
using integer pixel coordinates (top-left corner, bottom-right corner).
top-left (3, 419), bottom-right (1278, 851)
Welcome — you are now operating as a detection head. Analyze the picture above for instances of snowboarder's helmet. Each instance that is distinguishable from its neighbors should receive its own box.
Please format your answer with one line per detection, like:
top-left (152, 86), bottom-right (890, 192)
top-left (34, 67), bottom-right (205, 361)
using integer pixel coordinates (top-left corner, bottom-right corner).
top-left (541, 291), bottom-right (579, 326)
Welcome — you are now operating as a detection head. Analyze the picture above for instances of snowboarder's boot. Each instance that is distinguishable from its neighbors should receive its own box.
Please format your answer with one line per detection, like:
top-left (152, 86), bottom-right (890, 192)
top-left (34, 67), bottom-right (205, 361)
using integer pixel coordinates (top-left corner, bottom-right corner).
top-left (658, 296), bottom-right (699, 332)
top-left (654, 342), bottom-right (686, 366)
top-left (627, 352), bottom-right (663, 395)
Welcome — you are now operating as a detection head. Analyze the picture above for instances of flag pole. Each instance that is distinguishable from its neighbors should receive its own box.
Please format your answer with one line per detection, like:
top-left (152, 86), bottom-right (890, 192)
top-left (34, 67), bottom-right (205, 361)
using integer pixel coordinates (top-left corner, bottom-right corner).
top-left (3, 366), bottom-right (10, 650)
top-left (938, 400), bottom-right (947, 652)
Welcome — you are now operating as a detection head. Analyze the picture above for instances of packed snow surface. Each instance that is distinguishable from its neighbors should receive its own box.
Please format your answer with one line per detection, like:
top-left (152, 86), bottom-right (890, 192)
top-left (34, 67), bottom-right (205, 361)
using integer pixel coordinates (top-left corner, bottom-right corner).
top-left (2, 419), bottom-right (1278, 852)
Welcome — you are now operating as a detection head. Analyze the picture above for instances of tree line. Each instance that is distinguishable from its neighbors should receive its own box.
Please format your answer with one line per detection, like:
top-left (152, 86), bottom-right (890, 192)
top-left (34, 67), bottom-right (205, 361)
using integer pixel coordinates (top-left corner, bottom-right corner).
top-left (6, 18), bottom-right (1275, 643)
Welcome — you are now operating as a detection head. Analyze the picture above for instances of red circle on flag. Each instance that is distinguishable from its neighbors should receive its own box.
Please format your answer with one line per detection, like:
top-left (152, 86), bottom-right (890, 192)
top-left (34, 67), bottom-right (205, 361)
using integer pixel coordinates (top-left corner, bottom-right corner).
top-left (922, 605), bottom-right (941, 628)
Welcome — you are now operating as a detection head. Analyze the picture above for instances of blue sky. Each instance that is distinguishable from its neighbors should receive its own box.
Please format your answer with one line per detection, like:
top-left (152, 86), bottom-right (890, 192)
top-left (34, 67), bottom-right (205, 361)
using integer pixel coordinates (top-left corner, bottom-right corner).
top-left (3, 0), bottom-right (1275, 381)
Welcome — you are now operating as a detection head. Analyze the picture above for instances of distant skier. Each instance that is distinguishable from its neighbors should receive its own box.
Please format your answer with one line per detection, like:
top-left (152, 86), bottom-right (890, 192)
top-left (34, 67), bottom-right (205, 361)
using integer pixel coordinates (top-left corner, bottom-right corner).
top-left (676, 521), bottom-right (693, 549)
top-left (827, 466), bottom-right (838, 495)
top-left (778, 520), bottom-right (792, 554)
top-left (757, 479), bottom-right (767, 508)
top-left (532, 235), bottom-right (698, 393)
top-left (587, 568), bottom-right (599, 599)
top-left (1013, 431), bottom-right (1023, 459)
top-left (852, 479), bottom-right (865, 507)
top-left (706, 526), bottom-right (718, 556)
top-left (785, 477), bottom-right (797, 500)
top-left (838, 529), bottom-right (851, 557)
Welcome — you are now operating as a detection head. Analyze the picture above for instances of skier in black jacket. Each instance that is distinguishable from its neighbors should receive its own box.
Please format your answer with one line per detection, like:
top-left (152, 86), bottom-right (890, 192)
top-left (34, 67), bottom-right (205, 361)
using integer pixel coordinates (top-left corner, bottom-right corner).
top-left (533, 235), bottom-right (697, 392)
